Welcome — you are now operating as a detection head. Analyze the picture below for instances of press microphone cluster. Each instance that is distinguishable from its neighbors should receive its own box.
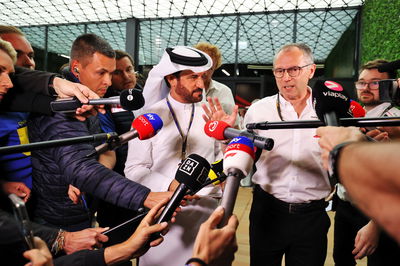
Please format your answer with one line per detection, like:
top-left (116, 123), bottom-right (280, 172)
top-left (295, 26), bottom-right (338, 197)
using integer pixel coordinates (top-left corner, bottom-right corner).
top-left (204, 120), bottom-right (274, 151)
top-left (50, 88), bottom-right (145, 112)
top-left (87, 113), bottom-right (163, 157)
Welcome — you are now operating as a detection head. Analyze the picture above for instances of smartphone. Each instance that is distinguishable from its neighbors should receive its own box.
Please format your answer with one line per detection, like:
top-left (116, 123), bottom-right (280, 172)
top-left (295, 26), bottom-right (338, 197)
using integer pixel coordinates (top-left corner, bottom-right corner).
top-left (8, 194), bottom-right (35, 249)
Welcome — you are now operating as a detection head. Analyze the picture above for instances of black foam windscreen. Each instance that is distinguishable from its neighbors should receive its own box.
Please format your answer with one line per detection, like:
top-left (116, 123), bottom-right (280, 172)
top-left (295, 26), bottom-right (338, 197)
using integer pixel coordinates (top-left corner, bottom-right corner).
top-left (119, 88), bottom-right (145, 111)
top-left (377, 59), bottom-right (400, 73)
top-left (313, 80), bottom-right (351, 122)
top-left (175, 154), bottom-right (211, 192)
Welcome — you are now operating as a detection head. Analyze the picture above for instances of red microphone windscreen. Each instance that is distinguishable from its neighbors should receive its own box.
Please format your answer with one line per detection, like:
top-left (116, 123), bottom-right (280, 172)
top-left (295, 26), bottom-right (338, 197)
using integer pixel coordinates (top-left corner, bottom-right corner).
top-left (349, 100), bottom-right (366, 118)
top-left (204, 121), bottom-right (230, 140)
top-left (132, 113), bottom-right (163, 140)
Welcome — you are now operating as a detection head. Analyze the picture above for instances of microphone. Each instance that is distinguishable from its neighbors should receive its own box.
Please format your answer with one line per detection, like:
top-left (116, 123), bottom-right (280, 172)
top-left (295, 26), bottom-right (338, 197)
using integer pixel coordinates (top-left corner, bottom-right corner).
top-left (87, 113), bottom-right (163, 157)
top-left (377, 59), bottom-right (400, 73)
top-left (155, 154), bottom-right (211, 224)
top-left (204, 120), bottom-right (274, 151)
top-left (191, 159), bottom-right (227, 194)
top-left (219, 136), bottom-right (255, 227)
top-left (349, 100), bottom-right (366, 118)
top-left (0, 132), bottom-right (118, 155)
top-left (50, 88), bottom-right (145, 112)
top-left (313, 80), bottom-right (351, 126)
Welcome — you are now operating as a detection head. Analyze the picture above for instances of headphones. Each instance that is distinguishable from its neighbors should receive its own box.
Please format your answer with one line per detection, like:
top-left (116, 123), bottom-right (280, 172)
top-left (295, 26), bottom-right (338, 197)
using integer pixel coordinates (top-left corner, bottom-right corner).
top-left (74, 67), bottom-right (80, 74)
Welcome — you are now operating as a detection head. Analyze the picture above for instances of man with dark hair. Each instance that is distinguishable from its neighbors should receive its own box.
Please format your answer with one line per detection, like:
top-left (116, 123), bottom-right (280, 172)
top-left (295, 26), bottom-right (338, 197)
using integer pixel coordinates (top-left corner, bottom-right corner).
top-left (333, 59), bottom-right (400, 266)
top-left (28, 33), bottom-right (170, 231)
top-left (125, 46), bottom-right (228, 266)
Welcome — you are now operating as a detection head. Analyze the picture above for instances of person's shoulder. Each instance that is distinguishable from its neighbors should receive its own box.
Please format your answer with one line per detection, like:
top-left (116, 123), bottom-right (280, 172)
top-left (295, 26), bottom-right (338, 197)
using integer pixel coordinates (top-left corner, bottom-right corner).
top-left (212, 79), bottom-right (230, 90)
top-left (247, 95), bottom-right (276, 111)
top-left (388, 106), bottom-right (400, 116)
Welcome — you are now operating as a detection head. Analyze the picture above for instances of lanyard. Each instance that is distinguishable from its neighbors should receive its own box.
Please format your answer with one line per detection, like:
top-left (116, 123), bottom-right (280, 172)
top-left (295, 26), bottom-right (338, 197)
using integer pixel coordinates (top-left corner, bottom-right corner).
top-left (166, 98), bottom-right (195, 160)
top-left (276, 93), bottom-right (284, 121)
top-left (276, 92), bottom-right (315, 121)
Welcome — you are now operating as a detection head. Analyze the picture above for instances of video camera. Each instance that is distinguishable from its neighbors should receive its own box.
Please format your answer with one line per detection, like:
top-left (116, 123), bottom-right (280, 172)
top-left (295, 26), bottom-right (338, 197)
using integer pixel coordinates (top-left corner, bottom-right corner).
top-left (378, 59), bottom-right (400, 105)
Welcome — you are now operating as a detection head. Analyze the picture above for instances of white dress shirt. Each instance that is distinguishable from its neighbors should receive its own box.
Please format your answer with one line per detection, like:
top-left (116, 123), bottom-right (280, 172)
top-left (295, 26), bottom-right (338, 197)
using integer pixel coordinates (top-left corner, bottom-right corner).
top-left (125, 94), bottom-right (222, 266)
top-left (244, 91), bottom-right (331, 203)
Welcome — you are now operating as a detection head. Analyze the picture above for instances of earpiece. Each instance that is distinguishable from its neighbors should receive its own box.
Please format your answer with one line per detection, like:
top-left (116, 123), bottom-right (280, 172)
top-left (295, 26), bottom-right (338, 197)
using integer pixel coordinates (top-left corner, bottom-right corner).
top-left (74, 67), bottom-right (80, 74)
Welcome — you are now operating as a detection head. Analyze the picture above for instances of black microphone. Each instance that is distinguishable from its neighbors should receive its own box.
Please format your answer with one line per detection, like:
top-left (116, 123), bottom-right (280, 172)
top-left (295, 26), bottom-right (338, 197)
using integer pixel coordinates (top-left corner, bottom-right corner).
top-left (0, 132), bottom-right (117, 155)
top-left (204, 120), bottom-right (274, 151)
top-left (155, 154), bottom-right (210, 224)
top-left (313, 80), bottom-right (351, 126)
top-left (50, 88), bottom-right (145, 112)
top-left (378, 59), bottom-right (400, 73)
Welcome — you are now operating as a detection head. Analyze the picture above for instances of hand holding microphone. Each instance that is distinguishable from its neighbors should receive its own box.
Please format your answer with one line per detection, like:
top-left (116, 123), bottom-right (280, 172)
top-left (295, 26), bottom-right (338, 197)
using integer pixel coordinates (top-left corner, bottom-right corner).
top-left (87, 113), bottom-right (163, 157)
top-left (155, 154), bottom-right (211, 224)
top-left (51, 88), bottom-right (145, 112)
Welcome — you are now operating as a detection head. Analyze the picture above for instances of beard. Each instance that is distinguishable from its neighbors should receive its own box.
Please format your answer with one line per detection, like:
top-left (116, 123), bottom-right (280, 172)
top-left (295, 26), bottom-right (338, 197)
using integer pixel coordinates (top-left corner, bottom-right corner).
top-left (175, 83), bottom-right (203, 103)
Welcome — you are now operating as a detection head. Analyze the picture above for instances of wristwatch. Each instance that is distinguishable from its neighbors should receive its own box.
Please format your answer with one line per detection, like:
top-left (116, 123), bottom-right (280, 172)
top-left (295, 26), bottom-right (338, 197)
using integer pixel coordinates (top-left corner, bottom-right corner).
top-left (328, 141), bottom-right (354, 186)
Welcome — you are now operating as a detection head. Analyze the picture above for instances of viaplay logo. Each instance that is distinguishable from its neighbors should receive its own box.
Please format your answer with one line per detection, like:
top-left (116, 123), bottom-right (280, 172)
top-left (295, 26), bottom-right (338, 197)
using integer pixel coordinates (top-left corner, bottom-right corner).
top-left (323, 81), bottom-right (348, 101)
top-left (208, 121), bottom-right (219, 132)
top-left (324, 81), bottom-right (343, 92)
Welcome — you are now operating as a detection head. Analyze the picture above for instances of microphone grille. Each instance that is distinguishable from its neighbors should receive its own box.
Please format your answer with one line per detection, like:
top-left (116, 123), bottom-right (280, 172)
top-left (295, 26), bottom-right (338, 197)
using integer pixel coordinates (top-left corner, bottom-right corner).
top-left (223, 136), bottom-right (255, 176)
top-left (119, 88), bottom-right (145, 111)
top-left (204, 120), bottom-right (230, 140)
top-left (132, 113), bottom-right (163, 140)
top-left (175, 154), bottom-right (211, 192)
top-left (313, 80), bottom-right (351, 122)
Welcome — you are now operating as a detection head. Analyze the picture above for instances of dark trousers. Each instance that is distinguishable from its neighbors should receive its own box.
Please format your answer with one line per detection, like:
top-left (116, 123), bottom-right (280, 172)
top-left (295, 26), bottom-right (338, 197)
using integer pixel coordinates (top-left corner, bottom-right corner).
top-left (250, 185), bottom-right (330, 266)
top-left (334, 198), bottom-right (400, 266)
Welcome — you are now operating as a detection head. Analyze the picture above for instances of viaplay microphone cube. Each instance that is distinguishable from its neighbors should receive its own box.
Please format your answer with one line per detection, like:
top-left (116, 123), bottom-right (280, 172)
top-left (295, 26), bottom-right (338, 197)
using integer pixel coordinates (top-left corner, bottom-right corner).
top-left (313, 80), bottom-right (351, 123)
top-left (223, 136), bottom-right (255, 176)
top-left (132, 113), bottom-right (163, 140)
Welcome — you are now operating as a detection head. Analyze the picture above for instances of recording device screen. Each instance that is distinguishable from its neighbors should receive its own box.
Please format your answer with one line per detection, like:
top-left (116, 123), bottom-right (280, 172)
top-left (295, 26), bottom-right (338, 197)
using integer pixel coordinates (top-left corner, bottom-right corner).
top-left (8, 194), bottom-right (35, 250)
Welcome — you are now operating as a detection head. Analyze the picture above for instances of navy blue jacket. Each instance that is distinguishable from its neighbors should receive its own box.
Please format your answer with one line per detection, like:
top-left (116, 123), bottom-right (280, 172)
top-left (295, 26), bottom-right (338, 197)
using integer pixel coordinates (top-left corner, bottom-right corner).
top-left (28, 112), bottom-right (150, 228)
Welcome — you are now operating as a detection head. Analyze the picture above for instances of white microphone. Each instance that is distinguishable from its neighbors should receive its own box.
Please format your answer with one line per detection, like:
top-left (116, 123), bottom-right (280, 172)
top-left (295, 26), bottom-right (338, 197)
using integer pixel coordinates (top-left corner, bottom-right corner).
top-left (219, 136), bottom-right (255, 227)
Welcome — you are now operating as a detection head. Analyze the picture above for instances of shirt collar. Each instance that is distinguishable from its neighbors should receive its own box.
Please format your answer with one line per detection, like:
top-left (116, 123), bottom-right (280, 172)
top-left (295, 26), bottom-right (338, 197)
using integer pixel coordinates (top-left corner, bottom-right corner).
top-left (167, 93), bottom-right (195, 110)
top-left (278, 86), bottom-right (313, 108)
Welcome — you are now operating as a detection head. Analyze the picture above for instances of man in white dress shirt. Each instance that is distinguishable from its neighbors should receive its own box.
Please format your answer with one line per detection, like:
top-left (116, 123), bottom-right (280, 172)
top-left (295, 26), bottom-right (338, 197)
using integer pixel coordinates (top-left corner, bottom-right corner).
top-left (125, 46), bottom-right (233, 266)
top-left (244, 43), bottom-right (331, 265)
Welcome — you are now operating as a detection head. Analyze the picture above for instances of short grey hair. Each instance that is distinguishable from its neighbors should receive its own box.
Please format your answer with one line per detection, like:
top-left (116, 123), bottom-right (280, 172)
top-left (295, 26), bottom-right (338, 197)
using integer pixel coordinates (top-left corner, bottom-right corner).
top-left (273, 43), bottom-right (314, 66)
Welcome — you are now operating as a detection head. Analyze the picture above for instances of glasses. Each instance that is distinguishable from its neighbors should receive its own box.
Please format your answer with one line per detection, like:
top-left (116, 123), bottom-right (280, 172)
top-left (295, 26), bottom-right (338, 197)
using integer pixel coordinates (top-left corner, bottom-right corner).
top-left (354, 79), bottom-right (396, 90)
top-left (273, 63), bottom-right (313, 78)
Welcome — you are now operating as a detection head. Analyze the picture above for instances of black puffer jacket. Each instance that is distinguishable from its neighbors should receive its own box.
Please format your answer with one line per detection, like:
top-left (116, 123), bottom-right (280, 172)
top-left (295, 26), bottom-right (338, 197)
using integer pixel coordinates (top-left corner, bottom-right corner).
top-left (28, 112), bottom-right (150, 228)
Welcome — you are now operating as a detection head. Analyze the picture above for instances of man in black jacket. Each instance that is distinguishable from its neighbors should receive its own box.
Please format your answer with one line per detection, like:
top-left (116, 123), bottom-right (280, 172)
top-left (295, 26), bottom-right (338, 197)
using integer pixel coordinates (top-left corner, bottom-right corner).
top-left (29, 33), bottom-right (171, 231)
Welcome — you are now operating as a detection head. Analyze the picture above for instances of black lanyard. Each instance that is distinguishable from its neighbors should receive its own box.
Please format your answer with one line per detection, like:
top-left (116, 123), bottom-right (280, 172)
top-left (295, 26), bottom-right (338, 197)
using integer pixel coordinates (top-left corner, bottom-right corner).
top-left (276, 93), bottom-right (285, 121)
top-left (166, 98), bottom-right (195, 160)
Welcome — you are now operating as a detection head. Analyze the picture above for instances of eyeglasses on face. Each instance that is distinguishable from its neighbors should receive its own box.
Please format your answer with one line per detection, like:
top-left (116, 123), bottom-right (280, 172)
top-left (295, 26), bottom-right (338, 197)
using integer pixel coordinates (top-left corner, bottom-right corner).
top-left (273, 63), bottom-right (313, 78)
top-left (355, 79), bottom-right (396, 90)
